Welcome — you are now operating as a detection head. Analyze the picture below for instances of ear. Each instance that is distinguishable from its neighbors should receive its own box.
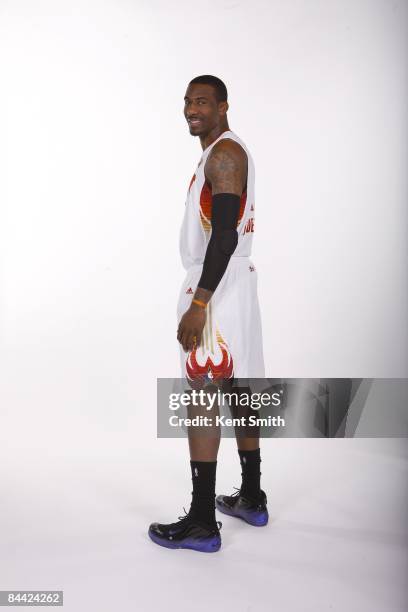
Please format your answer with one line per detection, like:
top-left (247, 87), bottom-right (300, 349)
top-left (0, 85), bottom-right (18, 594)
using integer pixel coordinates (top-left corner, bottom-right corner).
top-left (219, 101), bottom-right (229, 116)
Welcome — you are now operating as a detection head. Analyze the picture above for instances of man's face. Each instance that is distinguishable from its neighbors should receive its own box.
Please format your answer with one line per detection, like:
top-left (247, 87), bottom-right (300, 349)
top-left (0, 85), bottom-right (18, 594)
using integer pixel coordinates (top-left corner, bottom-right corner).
top-left (184, 83), bottom-right (227, 137)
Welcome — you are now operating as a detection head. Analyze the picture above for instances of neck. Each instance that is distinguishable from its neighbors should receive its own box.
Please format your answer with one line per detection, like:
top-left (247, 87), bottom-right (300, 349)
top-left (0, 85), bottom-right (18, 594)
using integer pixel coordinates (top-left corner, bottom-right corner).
top-left (200, 121), bottom-right (230, 151)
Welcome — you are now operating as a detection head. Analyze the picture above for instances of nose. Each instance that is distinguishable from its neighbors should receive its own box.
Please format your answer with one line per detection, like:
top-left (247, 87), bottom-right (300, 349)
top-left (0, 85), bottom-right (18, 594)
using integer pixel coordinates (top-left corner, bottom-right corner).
top-left (185, 101), bottom-right (199, 117)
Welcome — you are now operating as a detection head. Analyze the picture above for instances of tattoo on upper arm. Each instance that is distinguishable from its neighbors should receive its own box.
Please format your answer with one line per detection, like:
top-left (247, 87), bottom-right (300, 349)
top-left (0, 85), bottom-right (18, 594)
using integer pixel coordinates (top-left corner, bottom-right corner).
top-left (205, 142), bottom-right (247, 196)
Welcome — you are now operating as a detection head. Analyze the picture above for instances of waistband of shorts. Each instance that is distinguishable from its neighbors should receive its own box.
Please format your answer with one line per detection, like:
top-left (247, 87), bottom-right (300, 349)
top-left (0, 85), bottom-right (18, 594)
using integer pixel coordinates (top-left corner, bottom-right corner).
top-left (187, 255), bottom-right (250, 270)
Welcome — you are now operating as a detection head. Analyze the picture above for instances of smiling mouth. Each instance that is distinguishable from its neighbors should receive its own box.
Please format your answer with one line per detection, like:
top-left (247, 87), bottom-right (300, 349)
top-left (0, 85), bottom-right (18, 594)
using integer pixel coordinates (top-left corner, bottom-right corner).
top-left (188, 119), bottom-right (203, 126)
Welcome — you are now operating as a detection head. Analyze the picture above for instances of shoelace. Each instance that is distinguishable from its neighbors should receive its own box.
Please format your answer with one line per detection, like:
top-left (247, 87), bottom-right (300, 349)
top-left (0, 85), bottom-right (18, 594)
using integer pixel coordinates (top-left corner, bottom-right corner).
top-left (177, 507), bottom-right (191, 523)
top-left (229, 486), bottom-right (265, 508)
top-left (230, 486), bottom-right (241, 498)
top-left (176, 507), bottom-right (222, 532)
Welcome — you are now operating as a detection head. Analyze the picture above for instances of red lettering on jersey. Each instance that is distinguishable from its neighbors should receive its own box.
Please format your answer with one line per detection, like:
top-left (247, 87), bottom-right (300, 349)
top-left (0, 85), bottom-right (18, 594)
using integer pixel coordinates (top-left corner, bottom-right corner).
top-left (243, 218), bottom-right (255, 235)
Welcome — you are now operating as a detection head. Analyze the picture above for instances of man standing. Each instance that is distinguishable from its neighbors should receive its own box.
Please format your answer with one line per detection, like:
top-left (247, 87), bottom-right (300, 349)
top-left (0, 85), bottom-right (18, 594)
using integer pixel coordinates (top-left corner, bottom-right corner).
top-left (149, 75), bottom-right (268, 552)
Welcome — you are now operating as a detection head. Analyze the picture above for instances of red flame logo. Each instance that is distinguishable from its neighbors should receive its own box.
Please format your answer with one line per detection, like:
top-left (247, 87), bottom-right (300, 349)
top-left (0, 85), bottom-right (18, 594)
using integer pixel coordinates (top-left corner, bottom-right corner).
top-left (186, 339), bottom-right (233, 390)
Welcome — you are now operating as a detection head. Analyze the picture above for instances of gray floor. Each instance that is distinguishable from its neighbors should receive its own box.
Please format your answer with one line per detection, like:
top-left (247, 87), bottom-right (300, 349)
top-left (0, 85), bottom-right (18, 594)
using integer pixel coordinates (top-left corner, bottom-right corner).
top-left (1, 438), bottom-right (407, 611)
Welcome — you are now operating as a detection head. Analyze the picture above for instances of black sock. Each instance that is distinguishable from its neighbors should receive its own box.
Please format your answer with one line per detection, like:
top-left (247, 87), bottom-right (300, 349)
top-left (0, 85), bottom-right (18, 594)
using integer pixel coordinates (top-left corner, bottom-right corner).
top-left (188, 460), bottom-right (217, 526)
top-left (238, 448), bottom-right (261, 500)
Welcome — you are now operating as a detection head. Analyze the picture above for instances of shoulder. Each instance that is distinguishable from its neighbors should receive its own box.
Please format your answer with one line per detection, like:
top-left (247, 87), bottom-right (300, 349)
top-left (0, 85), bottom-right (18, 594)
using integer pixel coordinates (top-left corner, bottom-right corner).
top-left (204, 137), bottom-right (247, 194)
top-left (207, 138), bottom-right (247, 168)
top-left (205, 138), bottom-right (247, 180)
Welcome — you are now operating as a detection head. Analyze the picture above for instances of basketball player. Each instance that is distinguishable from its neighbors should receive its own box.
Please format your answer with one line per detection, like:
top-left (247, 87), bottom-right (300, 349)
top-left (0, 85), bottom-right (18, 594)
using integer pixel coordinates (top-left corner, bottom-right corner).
top-left (148, 76), bottom-right (268, 552)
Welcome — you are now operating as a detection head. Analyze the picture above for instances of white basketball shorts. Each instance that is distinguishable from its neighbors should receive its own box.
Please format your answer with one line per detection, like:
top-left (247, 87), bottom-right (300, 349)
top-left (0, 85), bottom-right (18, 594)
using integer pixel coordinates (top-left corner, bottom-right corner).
top-left (177, 256), bottom-right (265, 386)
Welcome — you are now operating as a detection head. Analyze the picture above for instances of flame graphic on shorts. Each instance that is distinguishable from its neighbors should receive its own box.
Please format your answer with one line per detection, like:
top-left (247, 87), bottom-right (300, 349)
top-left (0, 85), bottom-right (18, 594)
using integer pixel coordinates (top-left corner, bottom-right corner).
top-left (186, 328), bottom-right (233, 390)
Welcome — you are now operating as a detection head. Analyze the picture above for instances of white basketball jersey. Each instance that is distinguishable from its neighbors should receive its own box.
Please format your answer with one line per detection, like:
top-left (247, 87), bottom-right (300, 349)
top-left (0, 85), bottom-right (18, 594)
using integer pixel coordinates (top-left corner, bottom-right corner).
top-left (179, 130), bottom-right (256, 270)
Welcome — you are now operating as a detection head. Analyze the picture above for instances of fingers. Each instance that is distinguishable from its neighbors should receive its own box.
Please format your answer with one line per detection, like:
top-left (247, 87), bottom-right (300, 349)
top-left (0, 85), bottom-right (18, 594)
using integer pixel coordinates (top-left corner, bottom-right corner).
top-left (185, 330), bottom-right (196, 352)
top-left (183, 331), bottom-right (191, 352)
top-left (177, 319), bottom-right (185, 346)
top-left (182, 328), bottom-right (192, 352)
top-left (179, 328), bottom-right (187, 352)
top-left (177, 322), bottom-right (188, 352)
top-left (196, 331), bottom-right (203, 347)
top-left (177, 325), bottom-right (200, 352)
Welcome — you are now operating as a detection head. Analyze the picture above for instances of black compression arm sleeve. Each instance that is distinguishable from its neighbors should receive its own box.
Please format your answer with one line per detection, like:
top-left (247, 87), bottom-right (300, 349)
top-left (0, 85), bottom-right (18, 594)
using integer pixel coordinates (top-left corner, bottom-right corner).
top-left (197, 192), bottom-right (240, 292)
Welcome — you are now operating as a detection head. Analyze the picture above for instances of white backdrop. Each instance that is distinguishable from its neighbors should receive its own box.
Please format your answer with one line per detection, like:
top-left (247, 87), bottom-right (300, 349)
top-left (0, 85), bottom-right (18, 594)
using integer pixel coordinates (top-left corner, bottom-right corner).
top-left (1, 3), bottom-right (407, 610)
top-left (0, 0), bottom-right (407, 489)
top-left (1, 0), bottom-right (407, 493)
top-left (1, 0), bottom-right (407, 396)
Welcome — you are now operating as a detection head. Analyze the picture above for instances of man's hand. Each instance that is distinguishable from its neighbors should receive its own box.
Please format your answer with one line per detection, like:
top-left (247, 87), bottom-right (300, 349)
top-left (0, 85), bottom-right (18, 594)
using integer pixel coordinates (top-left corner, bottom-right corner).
top-left (177, 303), bottom-right (206, 352)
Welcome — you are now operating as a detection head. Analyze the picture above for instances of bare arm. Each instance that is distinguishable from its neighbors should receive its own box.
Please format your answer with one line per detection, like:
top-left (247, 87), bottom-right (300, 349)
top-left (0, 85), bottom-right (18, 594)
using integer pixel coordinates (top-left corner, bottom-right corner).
top-left (193, 138), bottom-right (247, 305)
top-left (177, 140), bottom-right (247, 352)
top-left (205, 139), bottom-right (247, 195)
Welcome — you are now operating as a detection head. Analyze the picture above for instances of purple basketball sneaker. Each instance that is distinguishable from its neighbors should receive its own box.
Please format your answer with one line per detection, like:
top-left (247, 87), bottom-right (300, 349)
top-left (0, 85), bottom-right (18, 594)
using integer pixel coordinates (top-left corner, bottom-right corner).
top-left (216, 488), bottom-right (268, 526)
top-left (148, 511), bottom-right (222, 553)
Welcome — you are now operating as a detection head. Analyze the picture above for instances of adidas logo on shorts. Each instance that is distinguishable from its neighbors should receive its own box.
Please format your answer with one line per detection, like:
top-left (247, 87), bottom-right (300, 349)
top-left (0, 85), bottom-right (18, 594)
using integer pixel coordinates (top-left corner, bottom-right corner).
top-left (186, 287), bottom-right (194, 294)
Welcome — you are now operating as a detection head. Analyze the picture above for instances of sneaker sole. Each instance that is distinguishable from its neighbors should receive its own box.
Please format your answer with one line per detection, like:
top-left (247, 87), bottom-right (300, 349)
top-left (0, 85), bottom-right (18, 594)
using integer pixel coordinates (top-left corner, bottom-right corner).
top-left (216, 502), bottom-right (269, 527)
top-left (148, 529), bottom-right (221, 552)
